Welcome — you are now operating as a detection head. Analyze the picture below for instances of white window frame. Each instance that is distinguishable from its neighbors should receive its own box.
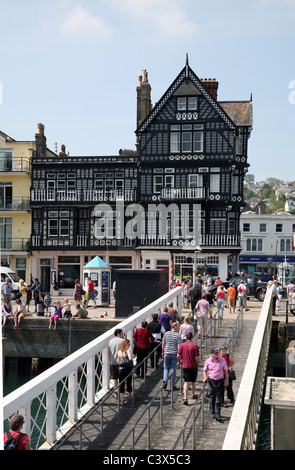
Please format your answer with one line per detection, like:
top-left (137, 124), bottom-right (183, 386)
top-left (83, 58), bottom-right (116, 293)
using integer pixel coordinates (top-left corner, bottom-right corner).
top-left (59, 219), bottom-right (69, 237)
top-left (193, 131), bottom-right (203, 152)
top-left (189, 174), bottom-right (199, 188)
top-left (165, 175), bottom-right (174, 188)
top-left (170, 132), bottom-right (180, 153)
top-left (48, 219), bottom-right (58, 237)
top-left (210, 174), bottom-right (220, 193)
top-left (188, 97), bottom-right (198, 110)
top-left (177, 97), bottom-right (186, 110)
top-left (153, 175), bottom-right (163, 194)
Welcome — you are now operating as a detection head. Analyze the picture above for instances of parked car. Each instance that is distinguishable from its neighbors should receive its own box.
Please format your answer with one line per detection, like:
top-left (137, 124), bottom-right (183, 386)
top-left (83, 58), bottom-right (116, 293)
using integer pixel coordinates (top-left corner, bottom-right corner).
top-left (253, 273), bottom-right (273, 283)
top-left (255, 283), bottom-right (287, 302)
top-left (209, 275), bottom-right (268, 301)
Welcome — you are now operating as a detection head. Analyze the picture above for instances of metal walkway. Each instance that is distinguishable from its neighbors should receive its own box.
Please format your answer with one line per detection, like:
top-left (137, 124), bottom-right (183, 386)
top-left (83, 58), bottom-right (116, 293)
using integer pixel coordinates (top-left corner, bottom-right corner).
top-left (53, 300), bottom-right (262, 451)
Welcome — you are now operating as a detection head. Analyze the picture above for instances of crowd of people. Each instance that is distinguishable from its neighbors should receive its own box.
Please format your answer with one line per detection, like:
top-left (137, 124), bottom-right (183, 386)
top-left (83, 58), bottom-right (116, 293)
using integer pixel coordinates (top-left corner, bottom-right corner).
top-left (106, 290), bottom-right (237, 416)
top-left (1, 276), bottom-right (99, 330)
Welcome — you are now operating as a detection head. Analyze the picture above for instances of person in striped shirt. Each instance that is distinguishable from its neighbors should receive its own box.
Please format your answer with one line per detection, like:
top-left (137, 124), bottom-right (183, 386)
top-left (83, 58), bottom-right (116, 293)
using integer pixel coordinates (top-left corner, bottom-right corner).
top-left (162, 322), bottom-right (181, 390)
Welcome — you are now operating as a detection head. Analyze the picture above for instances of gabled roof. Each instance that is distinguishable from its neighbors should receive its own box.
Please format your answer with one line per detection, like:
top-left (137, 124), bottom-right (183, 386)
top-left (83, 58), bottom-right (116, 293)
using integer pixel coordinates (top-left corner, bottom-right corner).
top-left (0, 130), bottom-right (16, 142)
top-left (219, 101), bottom-right (253, 127)
top-left (136, 64), bottom-right (238, 133)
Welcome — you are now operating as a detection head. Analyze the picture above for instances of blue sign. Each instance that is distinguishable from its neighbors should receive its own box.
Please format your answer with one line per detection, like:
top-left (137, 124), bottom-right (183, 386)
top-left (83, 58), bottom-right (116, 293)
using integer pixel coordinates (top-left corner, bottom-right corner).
top-left (239, 255), bottom-right (295, 263)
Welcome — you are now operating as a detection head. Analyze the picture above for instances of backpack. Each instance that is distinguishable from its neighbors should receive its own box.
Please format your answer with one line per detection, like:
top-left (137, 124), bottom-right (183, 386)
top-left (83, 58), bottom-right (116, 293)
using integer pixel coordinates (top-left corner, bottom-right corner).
top-left (4, 431), bottom-right (24, 450)
top-left (238, 286), bottom-right (243, 293)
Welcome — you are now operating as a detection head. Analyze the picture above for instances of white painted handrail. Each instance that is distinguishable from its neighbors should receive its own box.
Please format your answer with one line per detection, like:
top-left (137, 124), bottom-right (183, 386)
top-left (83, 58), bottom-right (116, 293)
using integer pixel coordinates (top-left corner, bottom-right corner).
top-left (3, 287), bottom-right (182, 449)
top-left (222, 288), bottom-right (273, 450)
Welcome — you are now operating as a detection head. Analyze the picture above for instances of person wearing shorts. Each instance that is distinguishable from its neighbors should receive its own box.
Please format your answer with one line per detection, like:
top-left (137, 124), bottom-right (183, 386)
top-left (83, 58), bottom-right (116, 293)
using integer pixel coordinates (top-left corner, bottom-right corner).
top-left (177, 332), bottom-right (199, 405)
top-left (13, 299), bottom-right (27, 329)
top-left (86, 277), bottom-right (97, 308)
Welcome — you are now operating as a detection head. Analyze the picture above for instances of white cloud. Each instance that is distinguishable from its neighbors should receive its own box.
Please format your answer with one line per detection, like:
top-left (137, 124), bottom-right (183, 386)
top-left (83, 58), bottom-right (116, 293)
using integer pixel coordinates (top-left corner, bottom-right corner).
top-left (107, 0), bottom-right (197, 38)
top-left (60, 5), bottom-right (113, 40)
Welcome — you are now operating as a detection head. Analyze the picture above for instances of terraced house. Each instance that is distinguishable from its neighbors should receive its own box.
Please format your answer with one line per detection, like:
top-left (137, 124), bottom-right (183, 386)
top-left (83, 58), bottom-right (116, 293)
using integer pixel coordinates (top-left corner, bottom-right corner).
top-left (0, 125), bottom-right (56, 284)
top-left (29, 59), bottom-right (253, 295)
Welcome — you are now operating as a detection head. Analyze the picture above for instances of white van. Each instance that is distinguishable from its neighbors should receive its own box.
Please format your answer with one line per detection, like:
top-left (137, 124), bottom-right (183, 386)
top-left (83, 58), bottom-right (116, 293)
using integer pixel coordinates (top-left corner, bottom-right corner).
top-left (0, 267), bottom-right (21, 299)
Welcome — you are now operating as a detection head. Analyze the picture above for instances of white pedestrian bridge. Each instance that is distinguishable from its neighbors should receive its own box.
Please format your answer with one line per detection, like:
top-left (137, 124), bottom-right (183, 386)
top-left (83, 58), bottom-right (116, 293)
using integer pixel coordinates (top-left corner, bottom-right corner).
top-left (2, 287), bottom-right (273, 450)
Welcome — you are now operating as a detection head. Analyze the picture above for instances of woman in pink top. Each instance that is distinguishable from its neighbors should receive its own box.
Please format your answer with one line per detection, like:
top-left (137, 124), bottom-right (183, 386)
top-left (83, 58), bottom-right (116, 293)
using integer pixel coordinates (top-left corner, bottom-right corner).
top-left (216, 285), bottom-right (226, 319)
top-left (179, 316), bottom-right (194, 343)
top-left (195, 293), bottom-right (210, 338)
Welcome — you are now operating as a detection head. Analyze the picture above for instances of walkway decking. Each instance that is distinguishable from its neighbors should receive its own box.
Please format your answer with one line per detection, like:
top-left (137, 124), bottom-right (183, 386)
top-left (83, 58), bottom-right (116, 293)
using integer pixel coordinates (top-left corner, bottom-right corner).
top-left (53, 299), bottom-right (285, 451)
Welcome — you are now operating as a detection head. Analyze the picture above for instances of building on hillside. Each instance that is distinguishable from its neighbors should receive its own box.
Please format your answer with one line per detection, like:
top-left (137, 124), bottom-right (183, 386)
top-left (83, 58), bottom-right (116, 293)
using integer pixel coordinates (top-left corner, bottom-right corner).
top-left (0, 125), bottom-right (56, 284)
top-left (238, 211), bottom-right (295, 281)
top-left (30, 59), bottom-right (253, 295)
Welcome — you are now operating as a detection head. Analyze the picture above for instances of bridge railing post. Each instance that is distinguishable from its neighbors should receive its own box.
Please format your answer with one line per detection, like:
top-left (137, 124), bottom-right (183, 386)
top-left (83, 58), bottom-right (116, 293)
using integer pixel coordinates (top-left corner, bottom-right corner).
top-left (68, 370), bottom-right (78, 423)
top-left (101, 348), bottom-right (109, 393)
top-left (46, 385), bottom-right (57, 445)
top-left (87, 356), bottom-right (96, 406)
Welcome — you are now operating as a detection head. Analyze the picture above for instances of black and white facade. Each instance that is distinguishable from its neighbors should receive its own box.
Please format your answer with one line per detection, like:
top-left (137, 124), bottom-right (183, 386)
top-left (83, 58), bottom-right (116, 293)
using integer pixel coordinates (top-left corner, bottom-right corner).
top-left (30, 60), bottom-right (253, 295)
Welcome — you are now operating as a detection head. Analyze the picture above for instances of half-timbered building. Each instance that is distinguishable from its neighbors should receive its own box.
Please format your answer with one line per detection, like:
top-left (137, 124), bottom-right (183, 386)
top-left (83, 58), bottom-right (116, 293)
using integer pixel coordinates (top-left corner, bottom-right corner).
top-left (30, 58), bottom-right (253, 294)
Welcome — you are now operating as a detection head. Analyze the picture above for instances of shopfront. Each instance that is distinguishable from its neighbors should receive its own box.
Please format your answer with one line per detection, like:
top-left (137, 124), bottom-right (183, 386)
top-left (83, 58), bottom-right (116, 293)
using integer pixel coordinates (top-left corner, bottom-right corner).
top-left (239, 255), bottom-right (295, 281)
top-left (173, 254), bottom-right (219, 280)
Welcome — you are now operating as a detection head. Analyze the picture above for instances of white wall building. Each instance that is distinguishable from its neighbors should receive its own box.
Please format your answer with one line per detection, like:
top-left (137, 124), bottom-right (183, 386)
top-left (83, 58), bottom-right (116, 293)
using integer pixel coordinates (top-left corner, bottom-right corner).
top-left (238, 211), bottom-right (295, 281)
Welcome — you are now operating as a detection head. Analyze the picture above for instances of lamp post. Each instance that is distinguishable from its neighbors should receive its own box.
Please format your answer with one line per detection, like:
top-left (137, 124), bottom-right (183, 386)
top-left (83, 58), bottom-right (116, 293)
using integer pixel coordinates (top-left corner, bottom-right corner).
top-left (193, 245), bottom-right (202, 284)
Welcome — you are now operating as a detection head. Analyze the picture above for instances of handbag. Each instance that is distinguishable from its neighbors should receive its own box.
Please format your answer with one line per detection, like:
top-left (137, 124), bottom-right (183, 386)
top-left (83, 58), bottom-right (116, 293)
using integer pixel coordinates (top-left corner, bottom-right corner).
top-left (119, 354), bottom-right (133, 369)
top-left (229, 369), bottom-right (236, 381)
top-left (15, 291), bottom-right (22, 299)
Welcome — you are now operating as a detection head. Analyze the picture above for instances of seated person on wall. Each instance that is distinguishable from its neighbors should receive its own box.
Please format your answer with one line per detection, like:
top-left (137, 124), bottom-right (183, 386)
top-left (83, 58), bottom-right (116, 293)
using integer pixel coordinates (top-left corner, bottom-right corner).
top-left (73, 303), bottom-right (88, 319)
top-left (13, 299), bottom-right (28, 329)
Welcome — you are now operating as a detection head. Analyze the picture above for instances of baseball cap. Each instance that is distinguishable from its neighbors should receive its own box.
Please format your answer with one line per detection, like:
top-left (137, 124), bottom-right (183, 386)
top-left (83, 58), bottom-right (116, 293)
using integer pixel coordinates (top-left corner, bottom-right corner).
top-left (210, 347), bottom-right (219, 354)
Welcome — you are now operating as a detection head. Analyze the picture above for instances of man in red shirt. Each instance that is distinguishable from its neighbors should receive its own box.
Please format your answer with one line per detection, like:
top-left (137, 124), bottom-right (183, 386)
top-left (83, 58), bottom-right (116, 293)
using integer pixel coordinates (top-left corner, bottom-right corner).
top-left (177, 332), bottom-right (199, 405)
top-left (133, 321), bottom-right (161, 377)
top-left (85, 277), bottom-right (97, 308)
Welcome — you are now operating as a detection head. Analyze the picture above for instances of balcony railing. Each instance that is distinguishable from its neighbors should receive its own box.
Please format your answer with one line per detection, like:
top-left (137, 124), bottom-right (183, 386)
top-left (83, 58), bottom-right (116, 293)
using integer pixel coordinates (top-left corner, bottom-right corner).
top-left (0, 197), bottom-right (30, 211)
top-left (0, 157), bottom-right (30, 172)
top-left (31, 189), bottom-right (137, 203)
top-left (0, 238), bottom-right (30, 251)
top-left (31, 235), bottom-right (136, 249)
top-left (161, 187), bottom-right (206, 200)
top-left (138, 233), bottom-right (241, 248)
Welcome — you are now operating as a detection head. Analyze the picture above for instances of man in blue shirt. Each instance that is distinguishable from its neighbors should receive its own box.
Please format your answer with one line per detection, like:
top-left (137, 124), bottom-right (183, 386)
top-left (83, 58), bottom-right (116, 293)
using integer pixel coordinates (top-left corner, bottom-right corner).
top-left (1, 277), bottom-right (13, 302)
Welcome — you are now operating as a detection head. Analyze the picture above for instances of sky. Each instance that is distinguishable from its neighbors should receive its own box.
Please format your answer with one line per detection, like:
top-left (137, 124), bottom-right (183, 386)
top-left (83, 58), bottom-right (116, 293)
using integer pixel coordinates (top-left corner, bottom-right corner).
top-left (0, 0), bottom-right (295, 182)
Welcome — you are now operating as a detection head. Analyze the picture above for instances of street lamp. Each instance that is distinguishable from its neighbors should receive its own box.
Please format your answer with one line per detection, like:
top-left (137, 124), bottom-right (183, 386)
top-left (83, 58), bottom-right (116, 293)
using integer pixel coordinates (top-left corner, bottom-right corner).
top-left (193, 245), bottom-right (202, 284)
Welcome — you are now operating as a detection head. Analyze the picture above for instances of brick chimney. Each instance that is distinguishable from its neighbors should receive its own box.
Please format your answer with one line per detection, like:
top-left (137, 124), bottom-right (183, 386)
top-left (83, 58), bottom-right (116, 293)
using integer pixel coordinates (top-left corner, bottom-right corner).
top-left (35, 123), bottom-right (47, 156)
top-left (136, 69), bottom-right (152, 128)
top-left (200, 78), bottom-right (219, 101)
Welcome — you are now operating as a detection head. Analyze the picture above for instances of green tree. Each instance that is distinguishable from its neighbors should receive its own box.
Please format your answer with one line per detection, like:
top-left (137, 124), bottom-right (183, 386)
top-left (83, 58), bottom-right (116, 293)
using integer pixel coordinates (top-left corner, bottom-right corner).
top-left (245, 173), bottom-right (255, 184)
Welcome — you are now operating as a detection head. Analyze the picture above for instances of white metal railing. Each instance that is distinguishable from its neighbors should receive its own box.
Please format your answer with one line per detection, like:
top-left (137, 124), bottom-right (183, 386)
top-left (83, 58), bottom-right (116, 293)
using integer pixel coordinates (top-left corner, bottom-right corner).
top-left (222, 288), bottom-right (273, 450)
top-left (2, 287), bottom-right (182, 450)
top-left (31, 189), bottom-right (136, 203)
top-left (161, 187), bottom-right (205, 200)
